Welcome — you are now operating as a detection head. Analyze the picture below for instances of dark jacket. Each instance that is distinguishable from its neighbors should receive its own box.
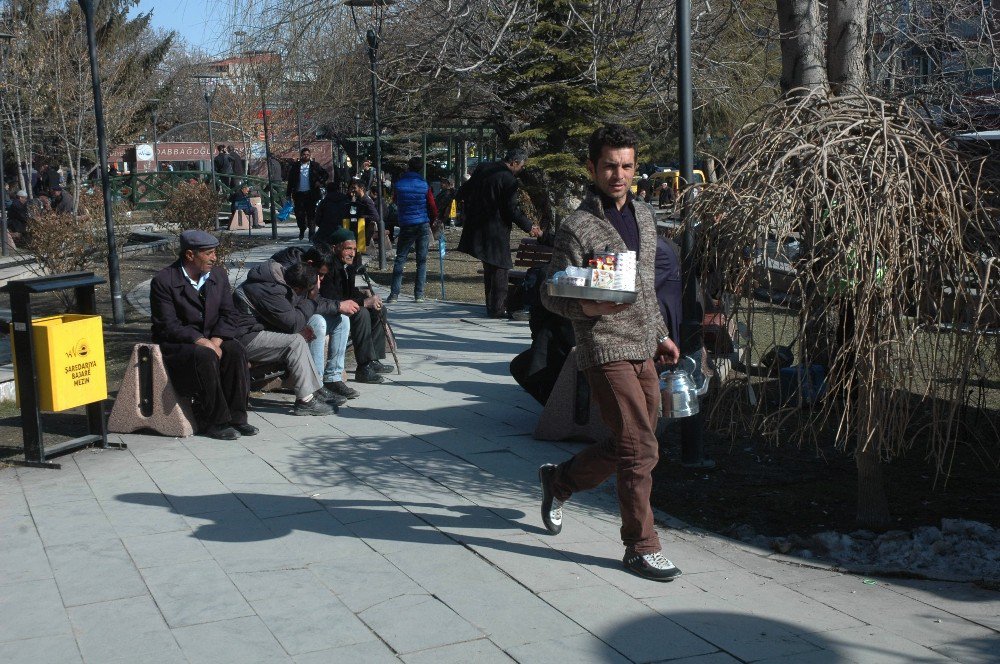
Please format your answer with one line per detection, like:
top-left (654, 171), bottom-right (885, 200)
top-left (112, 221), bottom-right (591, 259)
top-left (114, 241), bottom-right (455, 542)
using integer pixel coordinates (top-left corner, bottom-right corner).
top-left (456, 161), bottom-right (533, 269)
top-left (355, 193), bottom-right (380, 227)
top-left (8, 199), bottom-right (29, 233)
top-left (236, 260), bottom-right (337, 333)
top-left (435, 187), bottom-right (457, 222)
top-left (214, 152), bottom-right (233, 175)
top-left (150, 261), bottom-right (259, 345)
top-left (267, 156), bottom-right (283, 183)
top-left (53, 192), bottom-right (75, 215)
top-left (314, 190), bottom-right (351, 242)
top-left (655, 237), bottom-right (682, 342)
top-left (319, 257), bottom-right (365, 307)
top-left (285, 160), bottom-right (328, 197)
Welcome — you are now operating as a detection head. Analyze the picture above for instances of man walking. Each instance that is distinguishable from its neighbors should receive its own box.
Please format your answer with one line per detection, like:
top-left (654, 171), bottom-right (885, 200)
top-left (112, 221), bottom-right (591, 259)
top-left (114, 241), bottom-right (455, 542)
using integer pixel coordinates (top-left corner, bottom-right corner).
top-left (538, 125), bottom-right (682, 582)
top-left (213, 145), bottom-right (233, 189)
top-left (386, 157), bottom-right (436, 303)
top-left (286, 147), bottom-right (328, 241)
top-left (457, 149), bottom-right (541, 318)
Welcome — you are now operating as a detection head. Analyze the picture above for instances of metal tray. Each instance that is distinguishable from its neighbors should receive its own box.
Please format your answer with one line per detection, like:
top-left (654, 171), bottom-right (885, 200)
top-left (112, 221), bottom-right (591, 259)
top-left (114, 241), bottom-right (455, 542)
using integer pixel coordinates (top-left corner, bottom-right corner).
top-left (546, 281), bottom-right (638, 304)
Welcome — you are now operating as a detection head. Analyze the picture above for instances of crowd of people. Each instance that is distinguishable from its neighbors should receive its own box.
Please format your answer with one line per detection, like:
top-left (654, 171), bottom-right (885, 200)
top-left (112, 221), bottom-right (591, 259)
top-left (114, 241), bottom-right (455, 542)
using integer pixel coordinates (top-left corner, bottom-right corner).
top-left (149, 228), bottom-right (393, 440)
top-left (145, 124), bottom-right (690, 584)
top-left (2, 161), bottom-right (79, 245)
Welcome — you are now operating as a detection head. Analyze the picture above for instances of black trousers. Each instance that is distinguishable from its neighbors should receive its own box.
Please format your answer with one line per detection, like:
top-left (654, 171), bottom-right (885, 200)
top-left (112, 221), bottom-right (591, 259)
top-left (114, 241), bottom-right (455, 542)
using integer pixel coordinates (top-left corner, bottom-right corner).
top-left (351, 307), bottom-right (387, 368)
top-left (482, 262), bottom-right (509, 318)
top-left (292, 190), bottom-right (320, 237)
top-left (160, 340), bottom-right (250, 429)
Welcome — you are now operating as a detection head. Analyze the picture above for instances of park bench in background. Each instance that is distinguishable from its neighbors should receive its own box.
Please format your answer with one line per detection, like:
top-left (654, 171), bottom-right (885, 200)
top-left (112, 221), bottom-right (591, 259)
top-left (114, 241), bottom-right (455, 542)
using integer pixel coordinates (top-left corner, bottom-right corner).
top-left (504, 238), bottom-right (554, 315)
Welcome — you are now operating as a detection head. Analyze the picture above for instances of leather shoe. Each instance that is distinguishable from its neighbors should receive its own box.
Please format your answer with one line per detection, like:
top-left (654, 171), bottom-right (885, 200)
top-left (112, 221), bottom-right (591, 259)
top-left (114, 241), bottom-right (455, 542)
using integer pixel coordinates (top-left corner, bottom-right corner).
top-left (324, 381), bottom-right (360, 399)
top-left (355, 364), bottom-right (385, 384)
top-left (314, 387), bottom-right (347, 406)
top-left (371, 360), bottom-right (394, 374)
top-left (231, 423), bottom-right (259, 436)
top-left (204, 424), bottom-right (240, 440)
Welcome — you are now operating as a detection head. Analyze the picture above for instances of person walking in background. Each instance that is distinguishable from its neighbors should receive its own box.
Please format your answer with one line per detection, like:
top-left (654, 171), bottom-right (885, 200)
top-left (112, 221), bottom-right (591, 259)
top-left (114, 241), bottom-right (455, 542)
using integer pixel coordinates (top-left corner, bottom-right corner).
top-left (227, 145), bottom-right (245, 182)
top-left (213, 145), bottom-right (233, 189)
top-left (457, 148), bottom-right (541, 318)
top-left (286, 147), bottom-right (328, 241)
top-left (538, 124), bottom-right (682, 582)
top-left (386, 157), bottom-right (436, 303)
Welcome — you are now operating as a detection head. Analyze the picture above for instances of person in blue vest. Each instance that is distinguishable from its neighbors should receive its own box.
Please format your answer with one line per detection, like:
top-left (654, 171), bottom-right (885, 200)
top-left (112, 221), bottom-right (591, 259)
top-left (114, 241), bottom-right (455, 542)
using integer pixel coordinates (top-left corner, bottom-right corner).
top-left (386, 157), bottom-right (438, 303)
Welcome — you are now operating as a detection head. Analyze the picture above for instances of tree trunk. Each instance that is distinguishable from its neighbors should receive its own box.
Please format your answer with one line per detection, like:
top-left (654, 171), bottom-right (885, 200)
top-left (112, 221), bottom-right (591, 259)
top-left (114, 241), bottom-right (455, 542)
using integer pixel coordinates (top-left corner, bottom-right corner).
top-left (855, 434), bottom-right (891, 530)
top-left (776, 0), bottom-right (828, 93)
top-left (827, 0), bottom-right (870, 93)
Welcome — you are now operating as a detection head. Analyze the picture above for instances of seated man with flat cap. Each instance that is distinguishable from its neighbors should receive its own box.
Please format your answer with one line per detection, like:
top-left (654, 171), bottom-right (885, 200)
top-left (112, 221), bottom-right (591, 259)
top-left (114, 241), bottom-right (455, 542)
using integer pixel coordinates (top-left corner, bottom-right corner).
top-left (149, 230), bottom-right (259, 440)
top-left (320, 227), bottom-right (394, 385)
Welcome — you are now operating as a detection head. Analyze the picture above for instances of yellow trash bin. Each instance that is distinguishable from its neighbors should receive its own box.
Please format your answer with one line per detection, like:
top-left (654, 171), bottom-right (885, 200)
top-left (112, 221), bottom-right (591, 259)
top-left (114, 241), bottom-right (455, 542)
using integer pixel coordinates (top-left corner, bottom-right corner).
top-left (343, 216), bottom-right (366, 253)
top-left (14, 314), bottom-right (108, 412)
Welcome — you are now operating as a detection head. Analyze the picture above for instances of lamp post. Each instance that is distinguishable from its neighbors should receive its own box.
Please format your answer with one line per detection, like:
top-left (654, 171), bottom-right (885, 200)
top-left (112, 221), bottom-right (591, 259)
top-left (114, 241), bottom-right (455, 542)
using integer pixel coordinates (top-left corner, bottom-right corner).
top-left (78, 0), bottom-right (125, 325)
top-left (345, 0), bottom-right (395, 270)
top-left (0, 32), bottom-right (13, 257)
top-left (149, 98), bottom-right (160, 173)
top-left (677, 0), bottom-right (710, 468)
top-left (354, 111), bottom-right (361, 176)
top-left (193, 74), bottom-right (220, 192)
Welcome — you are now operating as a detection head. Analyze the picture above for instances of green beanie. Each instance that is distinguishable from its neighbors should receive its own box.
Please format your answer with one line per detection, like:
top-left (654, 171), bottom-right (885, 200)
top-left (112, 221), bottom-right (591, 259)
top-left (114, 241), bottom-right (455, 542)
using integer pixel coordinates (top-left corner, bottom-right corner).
top-left (329, 227), bottom-right (356, 245)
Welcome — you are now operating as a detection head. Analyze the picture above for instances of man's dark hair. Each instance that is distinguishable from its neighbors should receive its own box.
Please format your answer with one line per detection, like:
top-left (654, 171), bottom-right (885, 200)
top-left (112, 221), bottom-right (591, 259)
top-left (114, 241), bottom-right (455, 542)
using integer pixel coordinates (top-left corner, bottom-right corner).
top-left (217, 144), bottom-right (226, 152)
top-left (503, 148), bottom-right (528, 164)
top-left (300, 147), bottom-right (310, 155)
top-left (303, 242), bottom-right (332, 266)
top-left (407, 156), bottom-right (423, 172)
top-left (587, 124), bottom-right (638, 165)
top-left (284, 262), bottom-right (317, 291)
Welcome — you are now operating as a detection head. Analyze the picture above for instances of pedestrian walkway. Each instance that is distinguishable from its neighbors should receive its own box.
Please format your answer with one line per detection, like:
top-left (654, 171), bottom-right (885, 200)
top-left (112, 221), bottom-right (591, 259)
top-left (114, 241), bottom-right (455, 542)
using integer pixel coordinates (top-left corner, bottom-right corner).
top-left (1, 293), bottom-right (998, 663)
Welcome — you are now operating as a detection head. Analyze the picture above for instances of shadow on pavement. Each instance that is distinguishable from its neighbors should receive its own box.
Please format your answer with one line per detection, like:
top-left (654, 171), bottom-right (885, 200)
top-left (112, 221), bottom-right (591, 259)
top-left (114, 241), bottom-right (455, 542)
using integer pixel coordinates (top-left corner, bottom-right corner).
top-left (114, 491), bottom-right (621, 573)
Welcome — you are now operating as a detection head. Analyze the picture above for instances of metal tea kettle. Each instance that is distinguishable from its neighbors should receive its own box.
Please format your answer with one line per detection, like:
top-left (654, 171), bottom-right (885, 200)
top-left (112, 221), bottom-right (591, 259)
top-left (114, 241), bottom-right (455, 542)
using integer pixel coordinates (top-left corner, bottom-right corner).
top-left (660, 356), bottom-right (700, 419)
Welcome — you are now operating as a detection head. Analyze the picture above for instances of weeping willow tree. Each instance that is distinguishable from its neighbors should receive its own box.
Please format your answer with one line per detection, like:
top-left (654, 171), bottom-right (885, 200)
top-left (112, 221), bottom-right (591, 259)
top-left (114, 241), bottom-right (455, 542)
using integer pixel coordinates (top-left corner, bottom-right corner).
top-left (695, 89), bottom-right (999, 529)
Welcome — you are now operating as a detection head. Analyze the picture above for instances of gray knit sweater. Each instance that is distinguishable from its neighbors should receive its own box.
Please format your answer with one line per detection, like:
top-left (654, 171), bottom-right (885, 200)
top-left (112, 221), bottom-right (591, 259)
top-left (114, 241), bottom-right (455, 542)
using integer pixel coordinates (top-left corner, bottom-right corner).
top-left (541, 191), bottom-right (668, 371)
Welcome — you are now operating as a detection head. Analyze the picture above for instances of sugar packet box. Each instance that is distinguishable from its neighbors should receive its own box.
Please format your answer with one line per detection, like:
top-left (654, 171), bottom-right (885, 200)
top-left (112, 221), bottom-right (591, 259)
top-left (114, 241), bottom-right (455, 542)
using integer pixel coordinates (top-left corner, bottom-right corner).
top-left (590, 269), bottom-right (616, 289)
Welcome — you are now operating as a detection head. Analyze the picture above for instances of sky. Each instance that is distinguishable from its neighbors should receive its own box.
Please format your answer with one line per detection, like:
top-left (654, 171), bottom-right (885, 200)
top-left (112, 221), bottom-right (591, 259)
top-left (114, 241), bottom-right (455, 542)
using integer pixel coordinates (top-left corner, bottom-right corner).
top-left (135, 0), bottom-right (229, 57)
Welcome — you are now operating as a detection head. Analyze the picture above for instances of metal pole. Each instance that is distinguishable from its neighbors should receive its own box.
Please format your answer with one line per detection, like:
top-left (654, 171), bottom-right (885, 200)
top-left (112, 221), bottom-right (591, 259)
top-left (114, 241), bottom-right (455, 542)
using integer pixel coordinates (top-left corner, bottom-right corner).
top-left (677, 0), bottom-right (709, 468)
top-left (151, 105), bottom-right (160, 172)
top-left (421, 132), bottom-right (427, 181)
top-left (296, 103), bottom-right (304, 153)
top-left (206, 95), bottom-right (217, 192)
top-left (368, 28), bottom-right (386, 271)
top-left (79, 0), bottom-right (125, 325)
top-left (0, 39), bottom-right (10, 257)
top-left (353, 112), bottom-right (360, 176)
top-left (260, 81), bottom-right (277, 239)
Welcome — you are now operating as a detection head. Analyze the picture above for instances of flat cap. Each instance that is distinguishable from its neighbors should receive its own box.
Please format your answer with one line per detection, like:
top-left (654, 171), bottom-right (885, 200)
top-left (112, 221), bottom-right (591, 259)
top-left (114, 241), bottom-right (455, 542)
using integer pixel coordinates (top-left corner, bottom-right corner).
top-left (179, 229), bottom-right (219, 251)
top-left (329, 227), bottom-right (356, 245)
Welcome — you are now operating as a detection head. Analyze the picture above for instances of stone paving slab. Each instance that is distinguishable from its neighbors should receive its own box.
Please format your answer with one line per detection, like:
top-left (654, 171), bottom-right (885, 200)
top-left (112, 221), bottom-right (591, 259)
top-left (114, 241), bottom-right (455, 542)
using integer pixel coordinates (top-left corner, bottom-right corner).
top-left (1, 255), bottom-right (998, 662)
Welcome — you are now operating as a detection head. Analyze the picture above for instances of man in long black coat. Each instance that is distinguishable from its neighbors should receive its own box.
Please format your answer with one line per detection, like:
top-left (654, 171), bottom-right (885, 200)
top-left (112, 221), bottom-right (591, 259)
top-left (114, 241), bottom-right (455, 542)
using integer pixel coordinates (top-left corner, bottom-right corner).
top-left (457, 148), bottom-right (541, 318)
top-left (149, 230), bottom-right (259, 440)
top-left (286, 146), bottom-right (328, 241)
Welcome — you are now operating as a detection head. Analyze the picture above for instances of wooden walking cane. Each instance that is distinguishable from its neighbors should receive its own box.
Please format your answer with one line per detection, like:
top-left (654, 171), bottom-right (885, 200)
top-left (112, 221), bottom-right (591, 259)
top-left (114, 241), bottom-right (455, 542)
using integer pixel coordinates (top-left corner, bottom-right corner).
top-left (357, 264), bottom-right (402, 375)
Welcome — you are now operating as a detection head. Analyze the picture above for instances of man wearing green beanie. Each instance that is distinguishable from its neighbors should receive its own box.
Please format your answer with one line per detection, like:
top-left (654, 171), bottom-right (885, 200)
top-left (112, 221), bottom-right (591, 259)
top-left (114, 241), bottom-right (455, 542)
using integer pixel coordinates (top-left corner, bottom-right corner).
top-left (319, 228), bottom-right (393, 383)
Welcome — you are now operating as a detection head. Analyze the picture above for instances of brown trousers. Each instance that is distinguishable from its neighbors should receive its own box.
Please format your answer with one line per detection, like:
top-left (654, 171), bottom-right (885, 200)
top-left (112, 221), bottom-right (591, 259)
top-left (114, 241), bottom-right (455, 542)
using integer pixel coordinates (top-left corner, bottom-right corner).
top-left (552, 358), bottom-right (662, 553)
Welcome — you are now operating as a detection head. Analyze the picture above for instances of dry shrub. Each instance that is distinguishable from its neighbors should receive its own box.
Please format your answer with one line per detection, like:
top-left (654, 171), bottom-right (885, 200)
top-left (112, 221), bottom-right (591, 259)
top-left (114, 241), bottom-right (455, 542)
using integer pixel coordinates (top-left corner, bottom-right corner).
top-left (155, 181), bottom-right (233, 261)
top-left (694, 89), bottom-right (1000, 483)
top-left (22, 192), bottom-right (133, 310)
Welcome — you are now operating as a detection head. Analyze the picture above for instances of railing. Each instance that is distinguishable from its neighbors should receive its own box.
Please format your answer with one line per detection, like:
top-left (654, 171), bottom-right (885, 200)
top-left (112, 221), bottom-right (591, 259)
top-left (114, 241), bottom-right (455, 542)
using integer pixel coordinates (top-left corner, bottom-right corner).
top-left (107, 170), bottom-right (285, 214)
